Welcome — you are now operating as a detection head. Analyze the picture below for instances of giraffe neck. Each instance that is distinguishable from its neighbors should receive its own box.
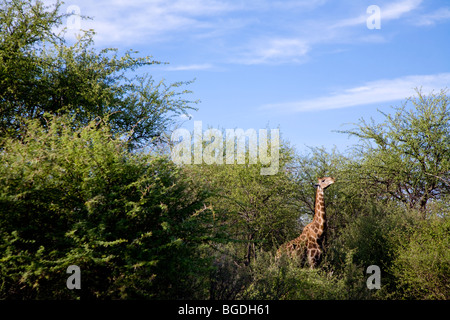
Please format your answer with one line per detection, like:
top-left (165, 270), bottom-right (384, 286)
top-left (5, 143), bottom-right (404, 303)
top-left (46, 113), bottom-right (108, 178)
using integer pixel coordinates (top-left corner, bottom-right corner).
top-left (313, 186), bottom-right (326, 235)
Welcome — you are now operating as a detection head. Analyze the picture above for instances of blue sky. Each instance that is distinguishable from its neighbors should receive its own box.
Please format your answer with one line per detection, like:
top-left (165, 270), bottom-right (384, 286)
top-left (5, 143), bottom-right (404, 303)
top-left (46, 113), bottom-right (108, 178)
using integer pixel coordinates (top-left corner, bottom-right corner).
top-left (55, 0), bottom-right (450, 154)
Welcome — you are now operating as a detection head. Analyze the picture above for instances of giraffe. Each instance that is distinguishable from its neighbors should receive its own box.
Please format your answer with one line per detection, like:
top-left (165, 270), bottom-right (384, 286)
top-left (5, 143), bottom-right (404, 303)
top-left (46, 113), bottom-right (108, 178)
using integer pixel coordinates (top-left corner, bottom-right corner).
top-left (276, 177), bottom-right (335, 268)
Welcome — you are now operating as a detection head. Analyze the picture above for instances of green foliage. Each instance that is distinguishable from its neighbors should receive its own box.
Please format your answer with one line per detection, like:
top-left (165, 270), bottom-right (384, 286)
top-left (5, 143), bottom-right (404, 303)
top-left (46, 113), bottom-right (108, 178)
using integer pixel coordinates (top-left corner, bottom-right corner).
top-left (241, 250), bottom-right (347, 300)
top-left (187, 137), bottom-right (300, 263)
top-left (208, 244), bottom-right (253, 300)
top-left (389, 217), bottom-right (450, 299)
top-left (289, 146), bottom-right (343, 218)
top-left (0, 0), bottom-right (197, 148)
top-left (286, 91), bottom-right (450, 299)
top-left (0, 116), bottom-right (215, 299)
top-left (340, 89), bottom-right (450, 214)
top-left (1, 0), bottom-right (449, 300)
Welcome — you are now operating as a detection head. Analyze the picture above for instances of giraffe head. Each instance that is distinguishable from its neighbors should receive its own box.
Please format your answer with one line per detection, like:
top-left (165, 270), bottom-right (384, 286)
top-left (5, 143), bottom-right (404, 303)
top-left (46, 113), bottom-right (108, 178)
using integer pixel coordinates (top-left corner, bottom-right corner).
top-left (315, 177), bottom-right (335, 189)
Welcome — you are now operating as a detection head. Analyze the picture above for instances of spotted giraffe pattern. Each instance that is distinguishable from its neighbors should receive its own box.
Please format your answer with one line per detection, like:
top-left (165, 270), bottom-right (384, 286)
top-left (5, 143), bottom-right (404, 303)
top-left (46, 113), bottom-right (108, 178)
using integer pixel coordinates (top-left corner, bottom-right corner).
top-left (276, 177), bottom-right (335, 268)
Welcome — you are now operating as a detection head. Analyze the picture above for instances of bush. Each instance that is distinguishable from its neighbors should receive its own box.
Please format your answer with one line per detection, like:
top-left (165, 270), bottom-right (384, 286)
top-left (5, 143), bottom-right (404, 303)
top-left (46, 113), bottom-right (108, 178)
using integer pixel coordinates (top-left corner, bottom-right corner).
top-left (0, 116), bottom-right (214, 299)
top-left (240, 250), bottom-right (347, 300)
top-left (208, 244), bottom-right (253, 300)
top-left (389, 217), bottom-right (450, 299)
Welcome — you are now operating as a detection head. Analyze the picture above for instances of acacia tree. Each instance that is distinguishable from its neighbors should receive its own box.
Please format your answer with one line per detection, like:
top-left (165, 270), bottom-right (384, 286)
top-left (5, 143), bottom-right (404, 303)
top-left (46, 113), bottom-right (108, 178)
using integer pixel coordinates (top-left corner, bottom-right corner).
top-left (0, 115), bottom-right (216, 299)
top-left (177, 133), bottom-right (300, 298)
top-left (340, 89), bottom-right (450, 216)
top-left (193, 153), bottom-right (295, 251)
top-left (0, 0), bottom-right (213, 299)
top-left (0, 0), bottom-right (197, 148)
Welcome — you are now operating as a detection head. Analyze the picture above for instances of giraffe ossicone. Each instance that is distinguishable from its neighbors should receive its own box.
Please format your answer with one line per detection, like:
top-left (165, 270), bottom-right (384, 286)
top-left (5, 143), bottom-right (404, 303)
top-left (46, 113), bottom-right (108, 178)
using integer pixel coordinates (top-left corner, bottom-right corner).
top-left (276, 177), bottom-right (335, 268)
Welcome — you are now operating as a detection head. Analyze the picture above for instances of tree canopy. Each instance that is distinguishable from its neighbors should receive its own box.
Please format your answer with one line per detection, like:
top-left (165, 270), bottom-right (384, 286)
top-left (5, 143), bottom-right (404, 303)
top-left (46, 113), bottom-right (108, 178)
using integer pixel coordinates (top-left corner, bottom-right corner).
top-left (0, 0), bottom-right (449, 301)
top-left (0, 0), bottom-right (197, 149)
top-left (340, 89), bottom-right (450, 215)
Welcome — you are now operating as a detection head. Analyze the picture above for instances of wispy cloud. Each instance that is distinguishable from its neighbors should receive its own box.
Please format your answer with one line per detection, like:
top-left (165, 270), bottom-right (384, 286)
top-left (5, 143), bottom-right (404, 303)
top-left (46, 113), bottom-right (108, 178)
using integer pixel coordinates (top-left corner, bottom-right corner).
top-left (413, 7), bottom-right (450, 26)
top-left (57, 0), bottom-right (240, 45)
top-left (331, 0), bottom-right (423, 28)
top-left (261, 73), bottom-right (450, 112)
top-left (382, 0), bottom-right (423, 19)
top-left (53, 0), bottom-right (443, 66)
top-left (235, 38), bottom-right (310, 65)
top-left (165, 63), bottom-right (214, 71)
top-left (237, 0), bottom-right (424, 65)
top-left (57, 0), bottom-right (327, 46)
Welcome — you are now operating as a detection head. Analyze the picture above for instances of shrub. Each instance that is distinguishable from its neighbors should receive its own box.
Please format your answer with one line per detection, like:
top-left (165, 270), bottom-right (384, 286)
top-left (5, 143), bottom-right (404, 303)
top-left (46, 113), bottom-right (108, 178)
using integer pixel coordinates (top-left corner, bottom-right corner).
top-left (0, 116), bottom-right (214, 299)
top-left (240, 250), bottom-right (347, 300)
top-left (389, 217), bottom-right (450, 299)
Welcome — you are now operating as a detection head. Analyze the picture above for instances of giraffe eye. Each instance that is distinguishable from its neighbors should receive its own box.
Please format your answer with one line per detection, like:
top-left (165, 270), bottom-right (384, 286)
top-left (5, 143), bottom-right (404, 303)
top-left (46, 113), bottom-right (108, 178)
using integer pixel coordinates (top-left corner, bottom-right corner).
top-left (322, 179), bottom-right (325, 182)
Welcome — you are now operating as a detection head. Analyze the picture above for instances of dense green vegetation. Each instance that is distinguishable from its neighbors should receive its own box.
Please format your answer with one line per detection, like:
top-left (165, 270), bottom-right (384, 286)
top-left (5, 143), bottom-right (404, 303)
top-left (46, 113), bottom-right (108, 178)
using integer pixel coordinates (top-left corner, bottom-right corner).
top-left (1, 0), bottom-right (449, 300)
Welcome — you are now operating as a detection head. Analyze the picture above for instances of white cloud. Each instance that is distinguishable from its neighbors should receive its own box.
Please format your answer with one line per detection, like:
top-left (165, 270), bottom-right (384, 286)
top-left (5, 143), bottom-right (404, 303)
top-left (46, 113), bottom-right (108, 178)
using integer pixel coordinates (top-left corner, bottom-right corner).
top-left (56, 0), bottom-right (328, 46)
top-left (414, 7), bottom-right (450, 26)
top-left (332, 0), bottom-right (423, 28)
top-left (235, 0), bottom-right (424, 65)
top-left (235, 38), bottom-right (310, 65)
top-left (165, 63), bottom-right (214, 71)
top-left (244, 0), bottom-right (327, 11)
top-left (55, 0), bottom-right (240, 45)
top-left (261, 73), bottom-right (450, 112)
top-left (382, 0), bottom-right (423, 19)
top-left (51, 0), bottom-right (440, 66)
